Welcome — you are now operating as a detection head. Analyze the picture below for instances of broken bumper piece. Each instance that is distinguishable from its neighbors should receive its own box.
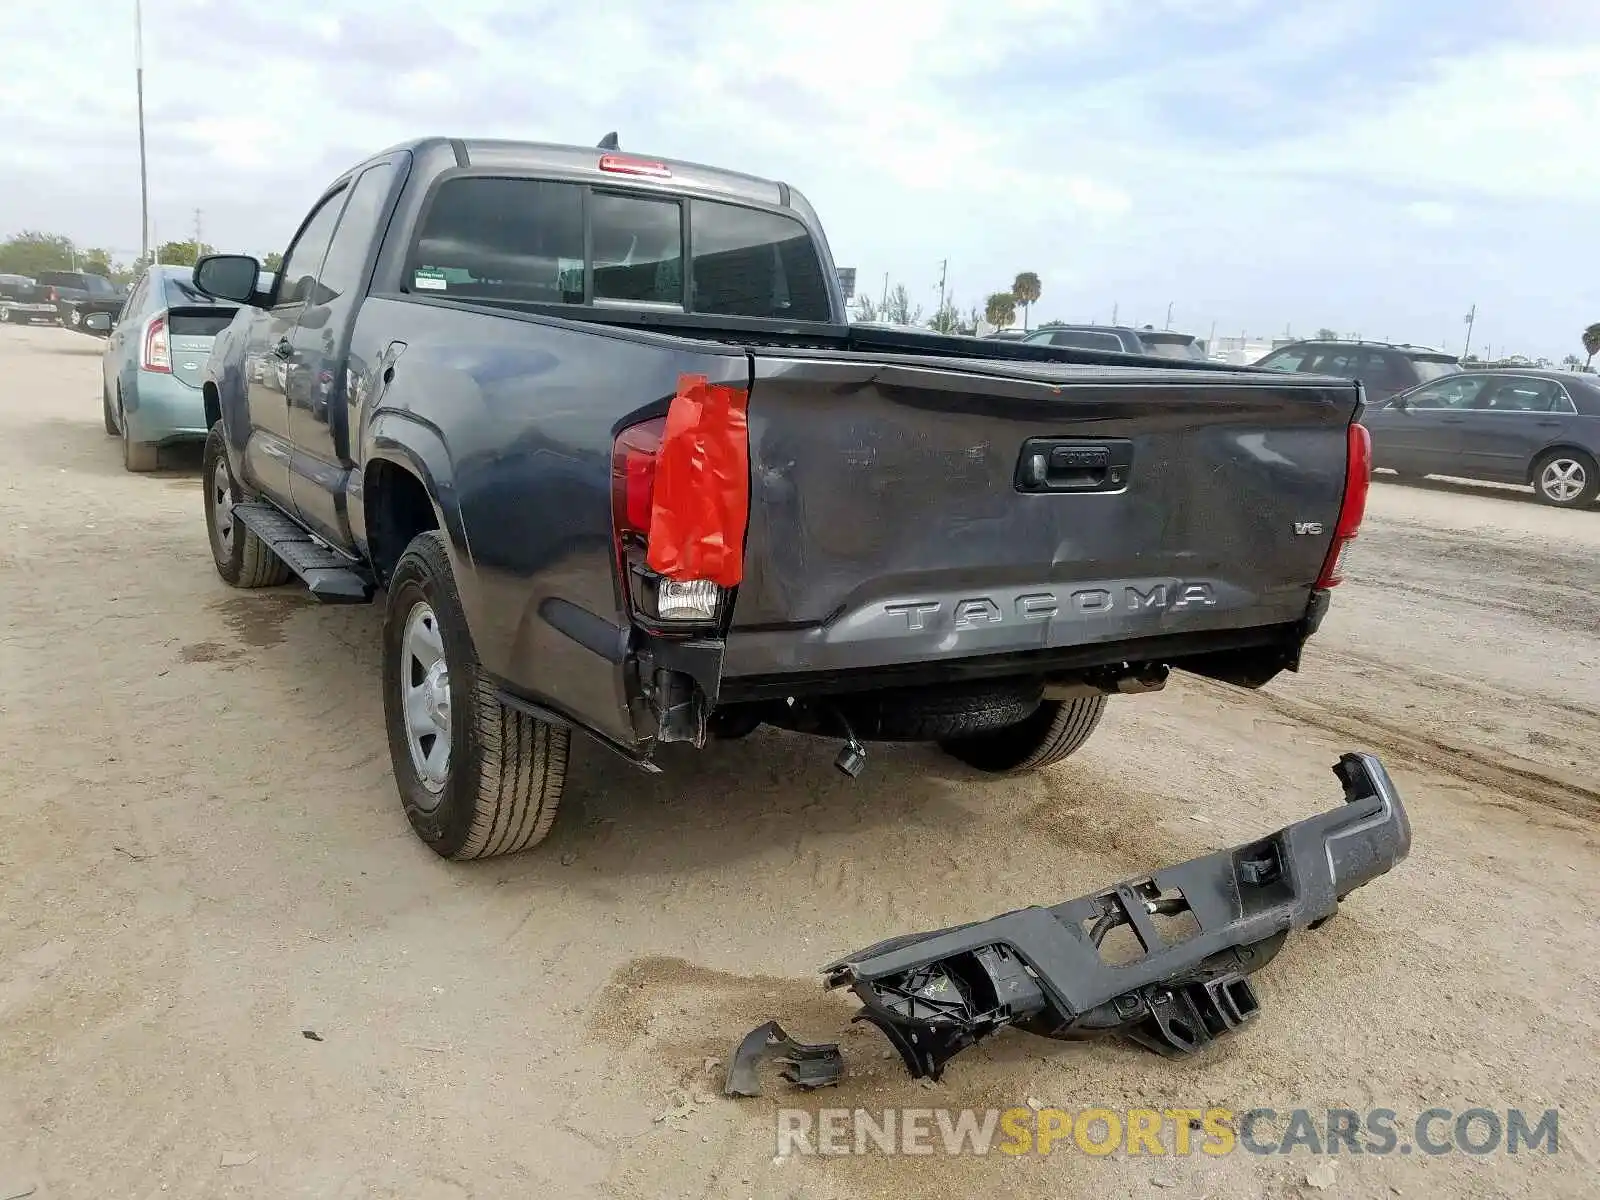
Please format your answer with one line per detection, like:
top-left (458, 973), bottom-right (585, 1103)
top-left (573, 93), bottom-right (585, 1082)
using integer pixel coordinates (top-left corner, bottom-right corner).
top-left (823, 752), bottom-right (1411, 1080)
top-left (724, 1021), bottom-right (845, 1097)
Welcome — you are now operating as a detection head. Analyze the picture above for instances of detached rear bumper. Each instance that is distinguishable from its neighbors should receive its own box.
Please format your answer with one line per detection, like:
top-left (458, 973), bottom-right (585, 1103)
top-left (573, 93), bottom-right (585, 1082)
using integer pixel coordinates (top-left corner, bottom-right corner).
top-left (823, 752), bottom-right (1410, 1079)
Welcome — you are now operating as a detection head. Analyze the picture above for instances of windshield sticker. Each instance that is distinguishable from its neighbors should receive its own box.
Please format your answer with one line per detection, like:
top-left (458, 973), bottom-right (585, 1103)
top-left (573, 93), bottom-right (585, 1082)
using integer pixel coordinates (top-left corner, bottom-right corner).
top-left (413, 267), bottom-right (448, 291)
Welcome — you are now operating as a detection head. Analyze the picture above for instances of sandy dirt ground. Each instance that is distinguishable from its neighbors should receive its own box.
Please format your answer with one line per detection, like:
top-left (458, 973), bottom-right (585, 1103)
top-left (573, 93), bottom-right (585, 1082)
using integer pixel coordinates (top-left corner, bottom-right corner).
top-left (2, 321), bottom-right (1598, 1199)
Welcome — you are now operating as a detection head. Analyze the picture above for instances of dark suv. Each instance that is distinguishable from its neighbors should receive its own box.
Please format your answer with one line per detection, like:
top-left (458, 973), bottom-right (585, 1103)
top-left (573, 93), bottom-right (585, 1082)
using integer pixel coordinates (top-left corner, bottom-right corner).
top-left (1254, 340), bottom-right (1460, 404)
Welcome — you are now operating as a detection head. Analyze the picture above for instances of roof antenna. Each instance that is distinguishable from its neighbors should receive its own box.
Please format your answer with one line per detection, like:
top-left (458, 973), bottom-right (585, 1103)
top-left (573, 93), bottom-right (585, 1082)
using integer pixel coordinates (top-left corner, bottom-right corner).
top-left (597, 131), bottom-right (619, 151)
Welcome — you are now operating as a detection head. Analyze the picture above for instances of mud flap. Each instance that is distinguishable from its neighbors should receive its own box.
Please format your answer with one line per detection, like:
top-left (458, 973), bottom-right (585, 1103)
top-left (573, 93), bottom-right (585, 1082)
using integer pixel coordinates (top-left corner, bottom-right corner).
top-left (822, 752), bottom-right (1411, 1080)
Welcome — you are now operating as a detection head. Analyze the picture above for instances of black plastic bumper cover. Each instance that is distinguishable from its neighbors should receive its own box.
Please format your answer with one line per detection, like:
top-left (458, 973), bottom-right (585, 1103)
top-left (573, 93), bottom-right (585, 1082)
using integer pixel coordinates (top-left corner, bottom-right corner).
top-left (822, 752), bottom-right (1411, 1080)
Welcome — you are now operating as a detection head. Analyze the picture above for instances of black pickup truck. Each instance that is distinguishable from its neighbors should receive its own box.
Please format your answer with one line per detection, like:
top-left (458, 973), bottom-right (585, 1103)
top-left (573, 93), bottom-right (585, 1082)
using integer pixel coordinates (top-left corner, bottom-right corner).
top-left (192, 136), bottom-right (1372, 861)
top-left (35, 270), bottom-right (126, 333)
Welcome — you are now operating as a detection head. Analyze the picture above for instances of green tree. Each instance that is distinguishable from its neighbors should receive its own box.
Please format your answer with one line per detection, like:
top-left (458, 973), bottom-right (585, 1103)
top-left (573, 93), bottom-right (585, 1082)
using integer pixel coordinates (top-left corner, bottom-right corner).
top-left (1562, 354), bottom-right (1583, 370)
top-left (1582, 322), bottom-right (1600, 370)
top-left (156, 239), bottom-right (215, 268)
top-left (79, 247), bottom-right (115, 277)
top-left (882, 283), bottom-right (922, 327)
top-left (1011, 271), bottom-right (1041, 330)
top-left (930, 299), bottom-right (961, 334)
top-left (0, 230), bottom-right (78, 276)
top-left (263, 250), bottom-right (284, 273)
top-left (984, 291), bottom-right (1017, 328)
top-left (852, 292), bottom-right (877, 322)
top-left (1315, 327), bottom-right (1339, 340)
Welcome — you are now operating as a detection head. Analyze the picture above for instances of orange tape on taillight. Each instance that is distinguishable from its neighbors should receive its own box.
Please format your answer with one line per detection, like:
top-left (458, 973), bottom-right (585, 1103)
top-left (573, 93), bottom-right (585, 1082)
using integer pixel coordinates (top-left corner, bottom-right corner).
top-left (645, 374), bottom-right (750, 589)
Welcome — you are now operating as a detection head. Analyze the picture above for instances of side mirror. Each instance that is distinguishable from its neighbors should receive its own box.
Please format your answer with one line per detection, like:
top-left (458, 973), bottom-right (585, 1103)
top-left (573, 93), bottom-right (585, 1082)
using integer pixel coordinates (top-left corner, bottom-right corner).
top-left (84, 311), bottom-right (112, 333)
top-left (193, 254), bottom-right (263, 305)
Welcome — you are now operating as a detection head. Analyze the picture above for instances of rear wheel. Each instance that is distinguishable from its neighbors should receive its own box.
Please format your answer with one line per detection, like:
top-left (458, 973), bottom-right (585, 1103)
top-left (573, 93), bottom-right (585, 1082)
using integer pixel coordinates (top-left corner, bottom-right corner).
top-left (938, 694), bottom-right (1108, 774)
top-left (1532, 450), bottom-right (1597, 508)
top-left (118, 387), bottom-right (159, 472)
top-left (383, 530), bottom-right (570, 859)
top-left (203, 423), bottom-right (292, 587)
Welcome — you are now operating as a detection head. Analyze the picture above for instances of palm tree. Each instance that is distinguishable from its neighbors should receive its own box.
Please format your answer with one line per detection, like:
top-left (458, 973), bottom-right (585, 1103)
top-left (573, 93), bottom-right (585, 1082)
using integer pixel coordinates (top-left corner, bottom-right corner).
top-left (1011, 272), bottom-right (1041, 331)
top-left (985, 291), bottom-right (1017, 329)
top-left (1582, 322), bottom-right (1600, 370)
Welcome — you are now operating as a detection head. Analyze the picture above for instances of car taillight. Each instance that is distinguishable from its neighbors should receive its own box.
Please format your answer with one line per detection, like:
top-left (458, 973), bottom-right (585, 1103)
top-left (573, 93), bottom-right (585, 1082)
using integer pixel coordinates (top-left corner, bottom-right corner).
top-left (142, 313), bottom-right (171, 373)
top-left (1315, 421), bottom-right (1372, 589)
top-left (610, 374), bottom-right (750, 628)
top-left (44, 286), bottom-right (57, 302)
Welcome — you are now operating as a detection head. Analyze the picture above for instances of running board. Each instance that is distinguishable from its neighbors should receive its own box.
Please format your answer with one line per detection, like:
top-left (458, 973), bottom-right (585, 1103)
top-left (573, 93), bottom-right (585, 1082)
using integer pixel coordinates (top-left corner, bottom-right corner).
top-left (231, 501), bottom-right (374, 603)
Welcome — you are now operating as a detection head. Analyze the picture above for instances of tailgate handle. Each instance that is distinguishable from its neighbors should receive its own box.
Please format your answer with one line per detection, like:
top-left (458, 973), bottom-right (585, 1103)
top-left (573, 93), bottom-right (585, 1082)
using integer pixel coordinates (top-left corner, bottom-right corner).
top-left (1016, 437), bottom-right (1134, 494)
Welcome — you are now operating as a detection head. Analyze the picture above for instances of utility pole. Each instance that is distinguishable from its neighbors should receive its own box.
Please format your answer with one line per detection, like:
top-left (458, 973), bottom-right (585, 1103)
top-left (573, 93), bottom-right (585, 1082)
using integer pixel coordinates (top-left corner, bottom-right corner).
top-left (1462, 303), bottom-right (1477, 358)
top-left (135, 0), bottom-right (149, 264)
top-left (193, 207), bottom-right (203, 253)
top-left (880, 272), bottom-right (889, 316)
top-left (935, 258), bottom-right (947, 333)
top-left (1111, 301), bottom-right (1119, 325)
top-left (1165, 301), bottom-right (1174, 330)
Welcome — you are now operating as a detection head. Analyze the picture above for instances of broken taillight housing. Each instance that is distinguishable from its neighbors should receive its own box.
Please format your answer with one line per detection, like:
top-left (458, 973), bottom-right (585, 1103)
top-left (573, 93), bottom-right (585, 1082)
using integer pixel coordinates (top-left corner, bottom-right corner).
top-left (1315, 421), bottom-right (1372, 589)
top-left (610, 374), bottom-right (750, 630)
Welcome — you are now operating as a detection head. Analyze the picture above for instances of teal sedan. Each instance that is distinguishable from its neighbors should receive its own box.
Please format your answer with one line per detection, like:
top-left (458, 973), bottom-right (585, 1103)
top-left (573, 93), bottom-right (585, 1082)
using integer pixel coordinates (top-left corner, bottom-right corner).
top-left (100, 266), bottom-right (272, 472)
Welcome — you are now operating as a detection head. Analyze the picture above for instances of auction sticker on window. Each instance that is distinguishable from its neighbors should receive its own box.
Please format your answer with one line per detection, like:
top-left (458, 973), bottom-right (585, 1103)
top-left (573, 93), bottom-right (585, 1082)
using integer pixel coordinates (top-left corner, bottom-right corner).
top-left (413, 267), bottom-right (448, 291)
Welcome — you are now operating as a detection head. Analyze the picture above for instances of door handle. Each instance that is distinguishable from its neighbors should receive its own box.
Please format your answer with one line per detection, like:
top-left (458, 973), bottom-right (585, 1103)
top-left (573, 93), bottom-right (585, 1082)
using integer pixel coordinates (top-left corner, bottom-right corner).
top-left (272, 339), bottom-right (293, 359)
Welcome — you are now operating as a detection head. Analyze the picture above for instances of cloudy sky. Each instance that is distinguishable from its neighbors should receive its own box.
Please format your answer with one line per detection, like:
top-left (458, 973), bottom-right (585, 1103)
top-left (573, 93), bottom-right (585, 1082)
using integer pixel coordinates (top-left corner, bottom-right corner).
top-left (1, 0), bottom-right (1594, 359)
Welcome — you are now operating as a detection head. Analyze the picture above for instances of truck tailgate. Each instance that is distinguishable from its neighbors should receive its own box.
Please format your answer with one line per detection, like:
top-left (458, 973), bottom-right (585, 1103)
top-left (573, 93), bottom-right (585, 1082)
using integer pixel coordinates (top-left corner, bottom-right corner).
top-left (724, 355), bottom-right (1360, 678)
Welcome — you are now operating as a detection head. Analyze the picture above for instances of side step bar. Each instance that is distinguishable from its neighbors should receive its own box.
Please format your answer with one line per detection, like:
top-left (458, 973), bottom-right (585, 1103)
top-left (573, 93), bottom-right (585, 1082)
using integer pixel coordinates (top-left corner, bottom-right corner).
top-left (231, 501), bottom-right (374, 603)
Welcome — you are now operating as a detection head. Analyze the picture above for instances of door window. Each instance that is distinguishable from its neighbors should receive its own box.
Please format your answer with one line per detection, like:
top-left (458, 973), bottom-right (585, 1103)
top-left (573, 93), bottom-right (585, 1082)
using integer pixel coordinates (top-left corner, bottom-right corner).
top-left (1258, 347), bottom-right (1311, 372)
top-left (1405, 376), bottom-right (1488, 409)
top-left (276, 186), bottom-right (349, 307)
top-left (122, 273), bottom-right (151, 322)
top-left (1474, 378), bottom-right (1560, 412)
top-left (316, 163), bottom-right (396, 302)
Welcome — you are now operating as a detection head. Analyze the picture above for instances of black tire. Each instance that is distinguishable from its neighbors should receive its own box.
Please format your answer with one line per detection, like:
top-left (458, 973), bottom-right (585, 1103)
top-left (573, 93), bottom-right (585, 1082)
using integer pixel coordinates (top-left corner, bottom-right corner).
top-left (202, 423), bottom-right (292, 587)
top-left (102, 380), bottom-right (118, 436)
top-left (383, 530), bottom-right (570, 859)
top-left (834, 679), bottom-right (1045, 742)
top-left (1531, 449), bottom-right (1598, 508)
top-left (938, 694), bottom-right (1108, 774)
top-left (118, 387), bottom-right (160, 472)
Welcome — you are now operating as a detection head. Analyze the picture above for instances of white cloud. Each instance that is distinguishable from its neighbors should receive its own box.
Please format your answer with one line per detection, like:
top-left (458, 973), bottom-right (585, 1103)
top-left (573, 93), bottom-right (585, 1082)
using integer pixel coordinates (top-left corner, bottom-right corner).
top-left (0, 0), bottom-right (1594, 359)
top-left (1406, 201), bottom-right (1456, 227)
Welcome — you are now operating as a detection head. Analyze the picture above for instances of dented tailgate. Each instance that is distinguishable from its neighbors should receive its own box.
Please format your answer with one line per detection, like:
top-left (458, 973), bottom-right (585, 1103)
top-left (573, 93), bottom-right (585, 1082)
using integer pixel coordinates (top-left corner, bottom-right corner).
top-left (724, 355), bottom-right (1361, 678)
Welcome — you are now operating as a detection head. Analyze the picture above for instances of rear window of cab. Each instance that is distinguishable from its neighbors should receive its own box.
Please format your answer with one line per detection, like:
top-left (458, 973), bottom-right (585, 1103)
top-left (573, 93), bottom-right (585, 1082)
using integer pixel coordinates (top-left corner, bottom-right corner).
top-left (407, 176), bottom-right (832, 322)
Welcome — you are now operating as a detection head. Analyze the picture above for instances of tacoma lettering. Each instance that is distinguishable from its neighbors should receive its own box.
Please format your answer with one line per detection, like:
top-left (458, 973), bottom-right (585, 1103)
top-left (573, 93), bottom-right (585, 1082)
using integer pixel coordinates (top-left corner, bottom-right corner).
top-left (889, 583), bottom-right (1218, 630)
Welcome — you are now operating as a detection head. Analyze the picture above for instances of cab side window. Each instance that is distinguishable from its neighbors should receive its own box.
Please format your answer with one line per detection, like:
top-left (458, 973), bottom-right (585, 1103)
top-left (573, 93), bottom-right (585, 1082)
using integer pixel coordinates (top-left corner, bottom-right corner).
top-left (1407, 376), bottom-right (1486, 409)
top-left (276, 186), bottom-right (348, 308)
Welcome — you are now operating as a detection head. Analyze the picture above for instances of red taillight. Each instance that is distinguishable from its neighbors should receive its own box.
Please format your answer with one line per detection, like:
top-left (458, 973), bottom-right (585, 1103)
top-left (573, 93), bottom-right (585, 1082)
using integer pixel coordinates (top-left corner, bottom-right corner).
top-left (142, 313), bottom-right (171, 373)
top-left (598, 153), bottom-right (671, 179)
top-left (45, 286), bottom-right (57, 302)
top-left (612, 417), bottom-right (666, 539)
top-left (647, 375), bottom-right (750, 589)
top-left (1316, 421), bottom-right (1372, 589)
top-left (610, 374), bottom-right (751, 625)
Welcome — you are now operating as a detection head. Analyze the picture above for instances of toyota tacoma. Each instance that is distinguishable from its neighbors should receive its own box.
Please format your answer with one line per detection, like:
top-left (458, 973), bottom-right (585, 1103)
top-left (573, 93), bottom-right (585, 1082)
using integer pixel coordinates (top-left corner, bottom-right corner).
top-left (192, 135), bottom-right (1372, 860)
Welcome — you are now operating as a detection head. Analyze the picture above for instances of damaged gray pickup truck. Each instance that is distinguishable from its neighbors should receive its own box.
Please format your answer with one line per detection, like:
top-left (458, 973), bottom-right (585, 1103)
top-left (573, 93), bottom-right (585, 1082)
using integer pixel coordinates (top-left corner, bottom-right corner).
top-left (192, 134), bottom-right (1373, 860)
